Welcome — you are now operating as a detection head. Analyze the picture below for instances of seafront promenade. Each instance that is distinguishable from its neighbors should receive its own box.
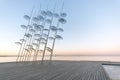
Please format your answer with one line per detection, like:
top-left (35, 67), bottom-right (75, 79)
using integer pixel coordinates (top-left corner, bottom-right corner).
top-left (0, 61), bottom-right (110, 80)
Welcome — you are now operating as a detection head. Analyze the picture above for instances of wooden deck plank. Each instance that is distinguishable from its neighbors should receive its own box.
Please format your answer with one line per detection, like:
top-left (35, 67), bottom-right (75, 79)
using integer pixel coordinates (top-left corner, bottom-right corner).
top-left (0, 61), bottom-right (110, 80)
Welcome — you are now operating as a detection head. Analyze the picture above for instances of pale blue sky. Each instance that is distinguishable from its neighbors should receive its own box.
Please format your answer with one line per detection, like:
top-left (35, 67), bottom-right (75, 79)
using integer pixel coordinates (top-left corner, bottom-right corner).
top-left (0, 0), bottom-right (120, 55)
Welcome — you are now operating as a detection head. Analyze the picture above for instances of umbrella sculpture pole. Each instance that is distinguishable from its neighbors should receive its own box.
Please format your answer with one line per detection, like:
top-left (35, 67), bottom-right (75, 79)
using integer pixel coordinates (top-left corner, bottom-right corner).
top-left (15, 26), bottom-right (27, 64)
top-left (31, 4), bottom-right (42, 62)
top-left (23, 26), bottom-right (35, 62)
top-left (25, 21), bottom-right (41, 62)
top-left (49, 2), bottom-right (67, 63)
top-left (18, 10), bottom-right (35, 63)
top-left (25, 30), bottom-right (35, 62)
top-left (23, 8), bottom-right (41, 62)
top-left (32, 0), bottom-right (51, 63)
top-left (22, 24), bottom-right (33, 62)
top-left (16, 17), bottom-right (31, 63)
top-left (32, 6), bottom-right (44, 62)
top-left (20, 24), bottom-right (33, 62)
top-left (20, 9), bottom-right (39, 63)
top-left (41, 3), bottom-right (56, 64)
top-left (23, 1), bottom-right (43, 62)
top-left (20, 1), bottom-right (40, 63)
top-left (25, 5), bottom-right (43, 62)
top-left (16, 4), bottom-right (35, 63)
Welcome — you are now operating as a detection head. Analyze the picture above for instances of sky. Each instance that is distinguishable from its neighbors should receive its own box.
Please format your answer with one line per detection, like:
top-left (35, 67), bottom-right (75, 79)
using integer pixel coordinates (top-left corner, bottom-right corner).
top-left (0, 0), bottom-right (120, 56)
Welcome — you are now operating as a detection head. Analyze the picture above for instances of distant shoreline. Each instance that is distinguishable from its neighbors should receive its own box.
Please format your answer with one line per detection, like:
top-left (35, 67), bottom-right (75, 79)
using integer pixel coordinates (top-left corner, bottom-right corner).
top-left (0, 55), bottom-right (120, 57)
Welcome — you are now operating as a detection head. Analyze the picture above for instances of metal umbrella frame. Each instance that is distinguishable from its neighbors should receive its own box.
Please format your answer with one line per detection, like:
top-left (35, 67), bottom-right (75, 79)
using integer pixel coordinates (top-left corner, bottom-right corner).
top-left (15, 0), bottom-right (67, 64)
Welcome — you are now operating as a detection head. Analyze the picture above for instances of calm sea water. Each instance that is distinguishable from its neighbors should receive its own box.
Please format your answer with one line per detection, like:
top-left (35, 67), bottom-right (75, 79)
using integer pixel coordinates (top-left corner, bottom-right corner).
top-left (0, 56), bottom-right (120, 63)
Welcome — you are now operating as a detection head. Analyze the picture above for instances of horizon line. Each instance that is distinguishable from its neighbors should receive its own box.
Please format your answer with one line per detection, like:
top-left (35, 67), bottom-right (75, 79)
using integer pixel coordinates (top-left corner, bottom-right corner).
top-left (0, 54), bottom-right (120, 57)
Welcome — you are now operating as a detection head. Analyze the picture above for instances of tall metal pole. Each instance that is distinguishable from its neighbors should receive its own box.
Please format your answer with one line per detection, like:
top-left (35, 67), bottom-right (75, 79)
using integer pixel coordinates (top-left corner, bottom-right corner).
top-left (23, 2), bottom-right (42, 62)
top-left (32, 3), bottom-right (43, 62)
top-left (16, 3), bottom-right (35, 63)
top-left (32, 0), bottom-right (50, 63)
top-left (49, 2), bottom-right (64, 63)
top-left (41, 2), bottom-right (56, 64)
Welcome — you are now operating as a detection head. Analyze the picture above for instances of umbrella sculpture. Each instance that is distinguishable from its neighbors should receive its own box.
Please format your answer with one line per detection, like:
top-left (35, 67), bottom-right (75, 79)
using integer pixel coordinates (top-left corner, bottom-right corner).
top-left (15, 0), bottom-right (67, 64)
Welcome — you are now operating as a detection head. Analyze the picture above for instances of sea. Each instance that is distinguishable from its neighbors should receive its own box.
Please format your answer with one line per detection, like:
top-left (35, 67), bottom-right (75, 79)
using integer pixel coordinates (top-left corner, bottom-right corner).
top-left (0, 56), bottom-right (120, 63)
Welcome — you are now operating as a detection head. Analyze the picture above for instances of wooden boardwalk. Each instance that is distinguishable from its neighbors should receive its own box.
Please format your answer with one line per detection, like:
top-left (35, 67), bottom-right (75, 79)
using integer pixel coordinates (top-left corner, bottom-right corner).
top-left (0, 61), bottom-right (110, 80)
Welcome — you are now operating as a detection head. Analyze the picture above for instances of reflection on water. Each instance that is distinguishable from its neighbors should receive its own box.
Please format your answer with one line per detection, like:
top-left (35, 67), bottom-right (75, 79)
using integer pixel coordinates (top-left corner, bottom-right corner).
top-left (103, 65), bottom-right (120, 80)
top-left (0, 56), bottom-right (120, 63)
